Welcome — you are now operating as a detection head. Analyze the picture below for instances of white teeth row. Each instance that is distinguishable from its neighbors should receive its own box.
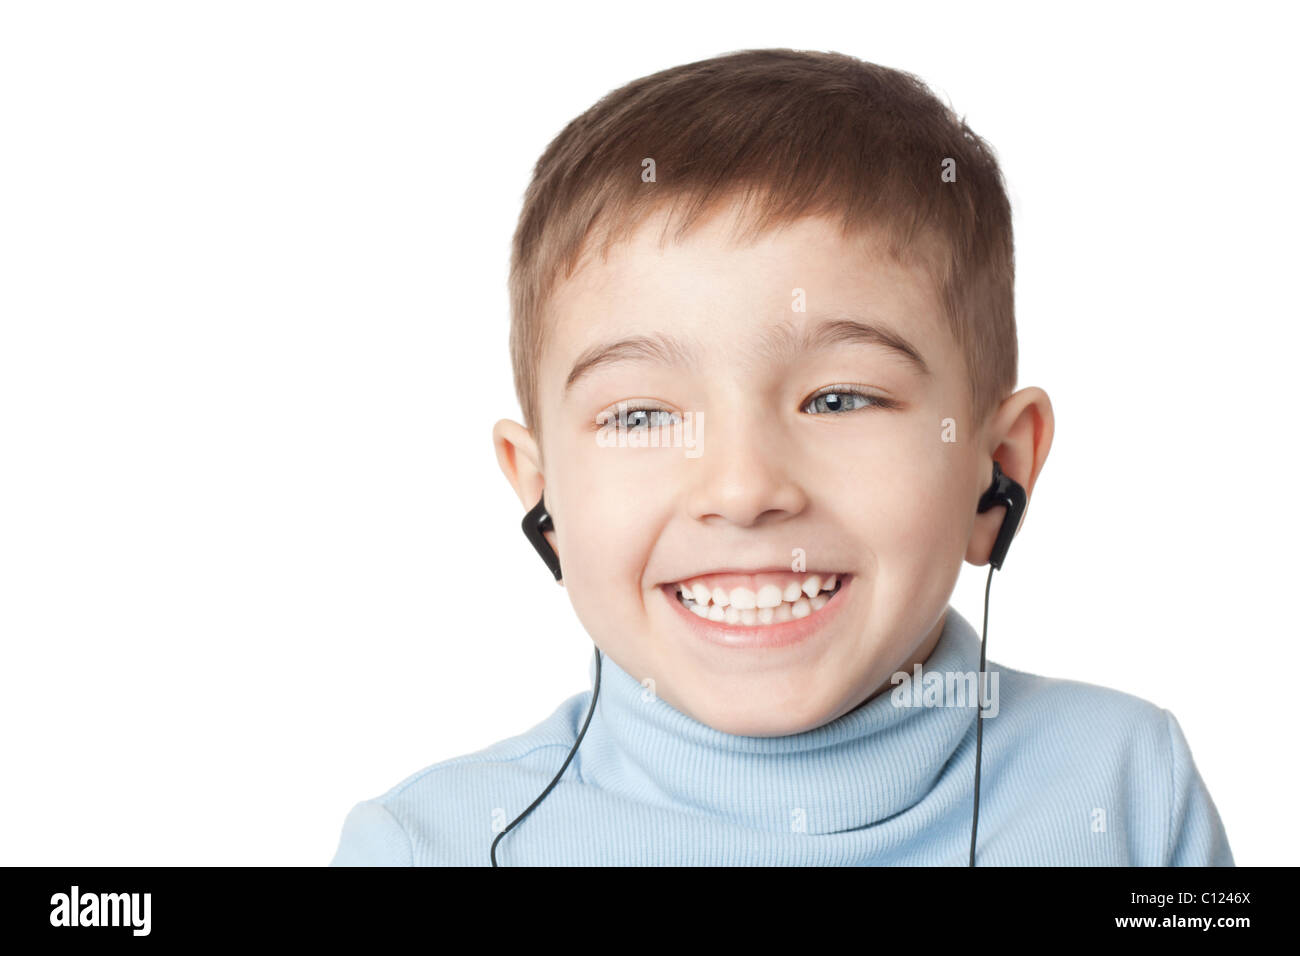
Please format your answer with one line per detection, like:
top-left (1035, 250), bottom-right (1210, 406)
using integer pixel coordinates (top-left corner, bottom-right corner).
top-left (675, 575), bottom-right (841, 625)
top-left (676, 574), bottom-right (838, 608)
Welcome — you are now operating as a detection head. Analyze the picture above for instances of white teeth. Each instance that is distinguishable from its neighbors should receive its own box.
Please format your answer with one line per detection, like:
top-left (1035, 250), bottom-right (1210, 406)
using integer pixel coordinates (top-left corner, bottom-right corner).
top-left (729, 587), bottom-right (756, 610)
top-left (673, 573), bottom-right (846, 627)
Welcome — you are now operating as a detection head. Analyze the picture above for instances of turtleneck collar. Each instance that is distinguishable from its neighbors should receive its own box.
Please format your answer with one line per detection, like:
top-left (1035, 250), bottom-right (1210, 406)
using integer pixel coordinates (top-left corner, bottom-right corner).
top-left (575, 605), bottom-right (983, 834)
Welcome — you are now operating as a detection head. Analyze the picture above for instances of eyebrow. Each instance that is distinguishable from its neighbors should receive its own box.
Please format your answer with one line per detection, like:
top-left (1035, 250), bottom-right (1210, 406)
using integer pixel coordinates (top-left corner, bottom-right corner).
top-left (563, 314), bottom-right (931, 394)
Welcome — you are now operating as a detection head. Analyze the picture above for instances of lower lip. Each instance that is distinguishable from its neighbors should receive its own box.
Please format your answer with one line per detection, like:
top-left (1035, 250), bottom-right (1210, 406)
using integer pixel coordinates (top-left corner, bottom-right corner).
top-left (660, 575), bottom-right (853, 649)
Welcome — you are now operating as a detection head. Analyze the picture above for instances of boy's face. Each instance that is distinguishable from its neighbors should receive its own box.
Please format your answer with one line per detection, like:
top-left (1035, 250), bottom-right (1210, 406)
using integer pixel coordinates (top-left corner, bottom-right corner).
top-left (514, 202), bottom-right (995, 736)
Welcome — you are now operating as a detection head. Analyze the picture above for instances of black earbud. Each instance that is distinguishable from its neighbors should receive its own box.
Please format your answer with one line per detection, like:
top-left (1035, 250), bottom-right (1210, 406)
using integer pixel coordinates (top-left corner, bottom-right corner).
top-left (522, 492), bottom-right (562, 582)
top-left (976, 460), bottom-right (1027, 571)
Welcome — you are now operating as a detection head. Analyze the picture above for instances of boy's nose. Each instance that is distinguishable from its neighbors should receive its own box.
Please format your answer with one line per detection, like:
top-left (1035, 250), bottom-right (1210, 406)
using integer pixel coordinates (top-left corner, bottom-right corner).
top-left (682, 407), bottom-right (808, 528)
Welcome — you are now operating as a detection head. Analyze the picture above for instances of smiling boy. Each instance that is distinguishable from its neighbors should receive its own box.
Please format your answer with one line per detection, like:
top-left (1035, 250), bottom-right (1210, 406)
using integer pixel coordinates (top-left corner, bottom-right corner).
top-left (330, 48), bottom-right (1233, 866)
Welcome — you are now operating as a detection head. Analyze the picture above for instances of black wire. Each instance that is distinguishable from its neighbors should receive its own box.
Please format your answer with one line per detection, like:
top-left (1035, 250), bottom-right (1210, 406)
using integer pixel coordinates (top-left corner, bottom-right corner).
top-left (969, 562), bottom-right (994, 867)
top-left (490, 644), bottom-right (603, 866)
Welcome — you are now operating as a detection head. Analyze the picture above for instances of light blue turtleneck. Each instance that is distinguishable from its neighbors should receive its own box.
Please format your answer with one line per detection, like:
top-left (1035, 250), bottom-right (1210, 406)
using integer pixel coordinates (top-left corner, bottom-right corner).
top-left (329, 605), bottom-right (1233, 866)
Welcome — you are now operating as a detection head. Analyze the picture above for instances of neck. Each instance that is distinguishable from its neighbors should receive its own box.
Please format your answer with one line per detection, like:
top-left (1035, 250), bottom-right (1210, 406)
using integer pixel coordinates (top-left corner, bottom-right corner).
top-left (574, 605), bottom-right (982, 833)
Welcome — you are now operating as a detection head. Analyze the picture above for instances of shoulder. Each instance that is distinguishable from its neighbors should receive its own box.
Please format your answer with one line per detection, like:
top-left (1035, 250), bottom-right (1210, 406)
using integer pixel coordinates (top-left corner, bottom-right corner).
top-left (990, 661), bottom-right (1172, 747)
top-left (985, 661), bottom-right (1233, 865)
top-left (988, 660), bottom-right (1183, 777)
top-left (328, 687), bottom-right (593, 867)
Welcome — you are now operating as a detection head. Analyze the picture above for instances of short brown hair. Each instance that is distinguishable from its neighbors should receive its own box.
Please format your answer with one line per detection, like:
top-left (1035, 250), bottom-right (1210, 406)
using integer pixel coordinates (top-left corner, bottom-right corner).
top-left (508, 48), bottom-right (1016, 446)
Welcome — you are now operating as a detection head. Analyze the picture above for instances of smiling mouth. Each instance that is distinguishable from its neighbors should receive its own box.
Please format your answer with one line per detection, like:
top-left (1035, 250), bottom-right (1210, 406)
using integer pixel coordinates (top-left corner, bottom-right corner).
top-left (671, 575), bottom-right (847, 627)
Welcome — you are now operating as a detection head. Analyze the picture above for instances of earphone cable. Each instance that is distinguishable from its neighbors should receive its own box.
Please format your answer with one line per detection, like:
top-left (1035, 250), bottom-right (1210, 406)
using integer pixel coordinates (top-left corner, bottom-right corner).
top-left (968, 562), bottom-right (995, 867)
top-left (490, 643), bottom-right (603, 866)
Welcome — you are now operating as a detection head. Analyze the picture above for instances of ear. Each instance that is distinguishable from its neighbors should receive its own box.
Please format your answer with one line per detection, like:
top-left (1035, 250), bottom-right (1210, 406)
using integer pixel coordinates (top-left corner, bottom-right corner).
top-left (965, 387), bottom-right (1055, 566)
top-left (493, 418), bottom-right (561, 583)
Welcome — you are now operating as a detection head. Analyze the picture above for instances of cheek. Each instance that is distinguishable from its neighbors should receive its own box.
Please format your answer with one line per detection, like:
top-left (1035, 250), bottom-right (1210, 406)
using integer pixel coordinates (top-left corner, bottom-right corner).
top-left (861, 452), bottom-right (970, 639)
top-left (549, 450), bottom-right (663, 622)
top-left (880, 495), bottom-right (967, 572)
top-left (865, 437), bottom-right (972, 566)
top-left (558, 526), bottom-right (645, 651)
top-left (560, 504), bottom-right (648, 593)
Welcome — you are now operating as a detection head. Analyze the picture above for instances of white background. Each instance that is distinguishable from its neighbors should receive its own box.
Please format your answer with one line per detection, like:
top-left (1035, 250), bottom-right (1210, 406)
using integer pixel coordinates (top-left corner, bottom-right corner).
top-left (1, 0), bottom-right (1295, 866)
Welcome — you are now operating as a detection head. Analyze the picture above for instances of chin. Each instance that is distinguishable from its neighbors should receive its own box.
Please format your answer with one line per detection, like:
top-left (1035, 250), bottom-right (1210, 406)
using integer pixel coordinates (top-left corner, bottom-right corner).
top-left (678, 683), bottom-right (845, 737)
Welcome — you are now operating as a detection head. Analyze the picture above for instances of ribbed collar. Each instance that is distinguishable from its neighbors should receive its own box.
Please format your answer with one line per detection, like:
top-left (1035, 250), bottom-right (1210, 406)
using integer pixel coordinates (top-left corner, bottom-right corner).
top-left (576, 605), bottom-right (982, 834)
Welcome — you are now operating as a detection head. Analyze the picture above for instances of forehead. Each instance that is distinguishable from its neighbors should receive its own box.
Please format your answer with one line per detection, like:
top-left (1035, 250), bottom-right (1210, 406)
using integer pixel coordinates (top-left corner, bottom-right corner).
top-left (539, 203), bottom-right (956, 392)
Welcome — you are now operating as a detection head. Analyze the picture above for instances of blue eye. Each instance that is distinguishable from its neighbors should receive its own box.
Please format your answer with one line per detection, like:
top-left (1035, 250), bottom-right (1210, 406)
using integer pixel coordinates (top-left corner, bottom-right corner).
top-left (596, 405), bottom-right (682, 430)
top-left (803, 388), bottom-right (897, 415)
